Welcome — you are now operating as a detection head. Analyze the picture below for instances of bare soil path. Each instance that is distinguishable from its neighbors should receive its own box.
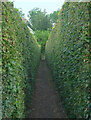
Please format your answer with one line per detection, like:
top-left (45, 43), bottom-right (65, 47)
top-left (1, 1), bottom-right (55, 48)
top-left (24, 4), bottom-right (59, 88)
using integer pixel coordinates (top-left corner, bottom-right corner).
top-left (27, 60), bottom-right (67, 118)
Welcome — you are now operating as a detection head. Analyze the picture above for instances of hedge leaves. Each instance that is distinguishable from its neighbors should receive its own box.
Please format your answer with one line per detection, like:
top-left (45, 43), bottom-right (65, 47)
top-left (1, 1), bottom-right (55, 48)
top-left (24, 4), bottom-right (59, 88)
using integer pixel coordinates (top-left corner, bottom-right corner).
top-left (2, 2), bottom-right (41, 118)
top-left (45, 2), bottom-right (91, 119)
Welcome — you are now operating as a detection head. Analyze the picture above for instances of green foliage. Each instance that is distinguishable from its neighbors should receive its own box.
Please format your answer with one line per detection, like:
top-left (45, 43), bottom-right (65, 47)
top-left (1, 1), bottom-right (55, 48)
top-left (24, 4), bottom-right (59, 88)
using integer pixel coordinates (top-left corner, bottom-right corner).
top-left (34, 30), bottom-right (50, 54)
top-left (49, 9), bottom-right (60, 24)
top-left (28, 8), bottom-right (52, 31)
top-left (0, 2), bottom-right (2, 119)
top-left (27, 8), bottom-right (60, 56)
top-left (45, 2), bottom-right (91, 119)
top-left (2, 2), bottom-right (41, 118)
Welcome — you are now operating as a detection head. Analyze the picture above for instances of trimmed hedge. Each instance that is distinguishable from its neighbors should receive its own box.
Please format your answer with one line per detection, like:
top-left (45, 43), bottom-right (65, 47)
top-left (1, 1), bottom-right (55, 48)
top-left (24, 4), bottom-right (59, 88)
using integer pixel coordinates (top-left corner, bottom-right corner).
top-left (34, 30), bottom-right (50, 54)
top-left (45, 2), bottom-right (91, 119)
top-left (2, 2), bottom-right (41, 118)
top-left (0, 2), bottom-right (2, 119)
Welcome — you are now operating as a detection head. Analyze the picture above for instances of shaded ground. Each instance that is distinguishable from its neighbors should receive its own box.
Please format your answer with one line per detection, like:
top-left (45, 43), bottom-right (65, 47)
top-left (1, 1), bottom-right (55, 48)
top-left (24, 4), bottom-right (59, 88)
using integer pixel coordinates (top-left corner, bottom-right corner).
top-left (27, 60), bottom-right (67, 118)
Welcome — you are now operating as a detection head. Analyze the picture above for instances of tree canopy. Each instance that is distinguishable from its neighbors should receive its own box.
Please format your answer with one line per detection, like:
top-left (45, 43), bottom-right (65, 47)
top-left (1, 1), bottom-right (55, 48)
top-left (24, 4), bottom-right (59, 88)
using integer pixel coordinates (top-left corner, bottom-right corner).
top-left (49, 9), bottom-right (60, 24)
top-left (27, 8), bottom-right (60, 54)
top-left (28, 8), bottom-right (52, 31)
top-left (28, 8), bottom-right (60, 31)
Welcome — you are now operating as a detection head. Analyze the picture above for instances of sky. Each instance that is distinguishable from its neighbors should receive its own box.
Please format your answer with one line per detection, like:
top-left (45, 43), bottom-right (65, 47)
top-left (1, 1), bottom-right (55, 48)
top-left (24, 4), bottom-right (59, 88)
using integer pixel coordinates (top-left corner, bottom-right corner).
top-left (10, 0), bottom-right (65, 19)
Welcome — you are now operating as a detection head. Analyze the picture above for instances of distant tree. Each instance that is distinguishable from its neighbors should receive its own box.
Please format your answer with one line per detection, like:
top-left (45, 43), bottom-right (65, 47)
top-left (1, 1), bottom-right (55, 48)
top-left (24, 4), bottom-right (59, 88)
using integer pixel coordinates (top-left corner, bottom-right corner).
top-left (28, 8), bottom-right (60, 55)
top-left (28, 8), bottom-right (52, 31)
top-left (49, 9), bottom-right (60, 24)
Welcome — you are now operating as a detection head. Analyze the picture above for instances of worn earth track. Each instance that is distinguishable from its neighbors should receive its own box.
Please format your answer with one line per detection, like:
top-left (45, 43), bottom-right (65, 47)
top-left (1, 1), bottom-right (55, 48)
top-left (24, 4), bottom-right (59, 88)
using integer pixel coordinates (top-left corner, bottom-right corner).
top-left (27, 60), bottom-right (67, 118)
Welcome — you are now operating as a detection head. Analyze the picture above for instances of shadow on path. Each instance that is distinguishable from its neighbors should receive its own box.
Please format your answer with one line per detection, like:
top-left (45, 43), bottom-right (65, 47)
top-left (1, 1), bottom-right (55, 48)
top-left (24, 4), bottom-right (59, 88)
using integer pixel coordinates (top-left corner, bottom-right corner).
top-left (27, 60), bottom-right (67, 118)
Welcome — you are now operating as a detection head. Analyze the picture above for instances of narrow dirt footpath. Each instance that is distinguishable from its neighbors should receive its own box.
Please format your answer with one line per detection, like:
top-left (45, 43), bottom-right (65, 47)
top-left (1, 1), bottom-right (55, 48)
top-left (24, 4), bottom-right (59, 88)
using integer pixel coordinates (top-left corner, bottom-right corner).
top-left (27, 60), bottom-right (67, 118)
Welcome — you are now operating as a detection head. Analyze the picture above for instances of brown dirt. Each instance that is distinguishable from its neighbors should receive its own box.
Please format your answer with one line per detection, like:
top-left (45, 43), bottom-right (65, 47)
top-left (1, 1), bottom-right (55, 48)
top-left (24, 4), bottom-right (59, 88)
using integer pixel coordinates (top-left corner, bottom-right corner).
top-left (27, 60), bottom-right (68, 118)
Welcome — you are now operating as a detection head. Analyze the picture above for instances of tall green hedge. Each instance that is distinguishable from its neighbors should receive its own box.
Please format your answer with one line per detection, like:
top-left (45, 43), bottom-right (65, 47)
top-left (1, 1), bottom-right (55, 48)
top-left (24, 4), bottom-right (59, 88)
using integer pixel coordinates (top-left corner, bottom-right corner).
top-left (2, 2), bottom-right (41, 118)
top-left (34, 30), bottom-right (50, 54)
top-left (45, 2), bottom-right (91, 119)
top-left (0, 2), bottom-right (2, 119)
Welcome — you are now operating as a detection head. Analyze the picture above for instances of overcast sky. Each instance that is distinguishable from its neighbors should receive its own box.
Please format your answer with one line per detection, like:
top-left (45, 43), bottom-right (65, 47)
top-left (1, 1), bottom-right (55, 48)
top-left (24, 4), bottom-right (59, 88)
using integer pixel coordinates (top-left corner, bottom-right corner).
top-left (10, 0), bottom-right (65, 19)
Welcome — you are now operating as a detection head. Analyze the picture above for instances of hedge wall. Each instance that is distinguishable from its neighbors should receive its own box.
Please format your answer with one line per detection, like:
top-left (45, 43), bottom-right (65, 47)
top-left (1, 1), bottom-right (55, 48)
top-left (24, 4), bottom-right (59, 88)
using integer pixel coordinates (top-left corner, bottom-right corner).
top-left (34, 30), bottom-right (50, 55)
top-left (0, 2), bottom-right (2, 119)
top-left (45, 2), bottom-right (91, 119)
top-left (2, 2), bottom-right (41, 118)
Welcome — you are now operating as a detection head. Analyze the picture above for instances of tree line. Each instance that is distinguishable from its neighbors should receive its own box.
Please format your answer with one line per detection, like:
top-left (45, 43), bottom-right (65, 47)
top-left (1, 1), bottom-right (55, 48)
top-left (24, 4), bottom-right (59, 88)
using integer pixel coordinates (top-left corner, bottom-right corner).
top-left (27, 8), bottom-right (60, 55)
